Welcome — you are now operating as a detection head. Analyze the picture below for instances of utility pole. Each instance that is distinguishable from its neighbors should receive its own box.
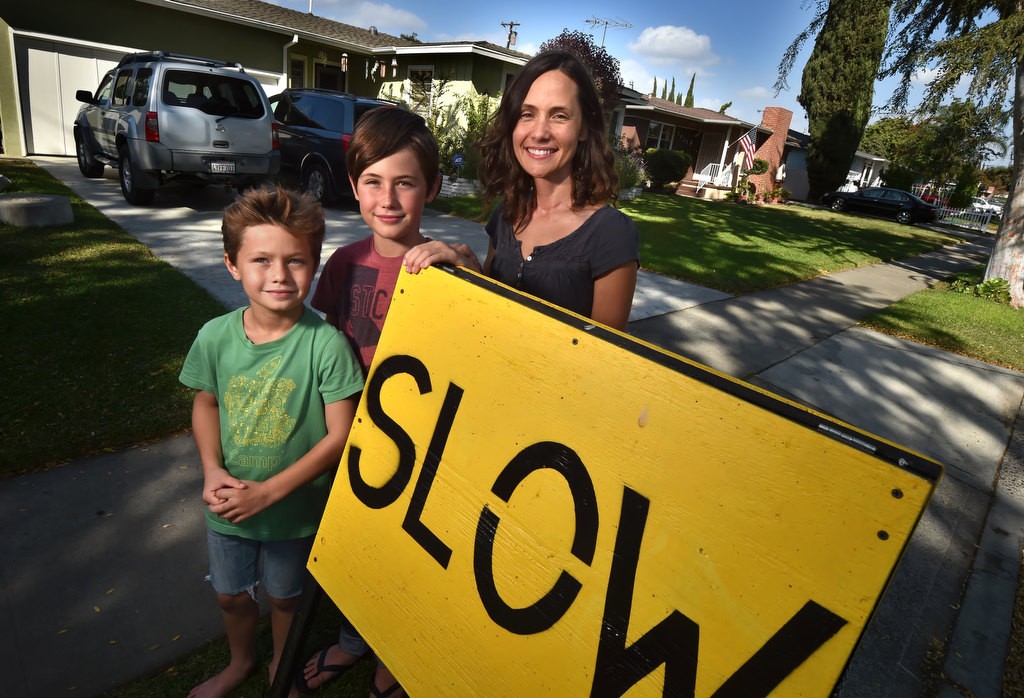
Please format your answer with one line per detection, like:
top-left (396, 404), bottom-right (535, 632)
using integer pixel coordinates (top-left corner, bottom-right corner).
top-left (501, 21), bottom-right (520, 50)
top-left (584, 16), bottom-right (632, 47)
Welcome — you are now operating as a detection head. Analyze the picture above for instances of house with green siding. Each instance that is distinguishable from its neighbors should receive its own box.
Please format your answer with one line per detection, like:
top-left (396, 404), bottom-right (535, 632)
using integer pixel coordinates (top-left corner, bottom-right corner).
top-left (0, 0), bottom-right (527, 158)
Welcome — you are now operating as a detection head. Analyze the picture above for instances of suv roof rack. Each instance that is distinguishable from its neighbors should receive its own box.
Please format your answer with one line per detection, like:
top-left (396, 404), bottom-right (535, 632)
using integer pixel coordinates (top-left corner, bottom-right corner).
top-left (116, 51), bottom-right (245, 72)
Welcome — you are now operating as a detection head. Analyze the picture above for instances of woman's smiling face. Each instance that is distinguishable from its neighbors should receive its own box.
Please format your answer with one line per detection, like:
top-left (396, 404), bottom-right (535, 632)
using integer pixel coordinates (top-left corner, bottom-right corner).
top-left (512, 69), bottom-right (587, 184)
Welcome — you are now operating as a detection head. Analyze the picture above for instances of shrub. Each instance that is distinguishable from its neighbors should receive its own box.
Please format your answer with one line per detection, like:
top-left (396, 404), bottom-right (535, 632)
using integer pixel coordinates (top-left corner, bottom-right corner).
top-left (427, 89), bottom-right (495, 180)
top-left (745, 157), bottom-right (769, 175)
top-left (615, 149), bottom-right (649, 189)
top-left (879, 163), bottom-right (918, 191)
top-left (949, 276), bottom-right (1012, 304)
top-left (644, 148), bottom-right (691, 189)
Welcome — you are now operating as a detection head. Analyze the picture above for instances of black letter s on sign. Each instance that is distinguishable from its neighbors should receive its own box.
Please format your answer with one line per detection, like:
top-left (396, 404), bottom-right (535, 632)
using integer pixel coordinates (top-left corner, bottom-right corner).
top-left (348, 355), bottom-right (431, 509)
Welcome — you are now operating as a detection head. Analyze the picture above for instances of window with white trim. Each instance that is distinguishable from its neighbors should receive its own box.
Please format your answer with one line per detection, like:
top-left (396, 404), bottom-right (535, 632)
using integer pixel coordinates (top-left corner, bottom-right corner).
top-left (646, 121), bottom-right (674, 150)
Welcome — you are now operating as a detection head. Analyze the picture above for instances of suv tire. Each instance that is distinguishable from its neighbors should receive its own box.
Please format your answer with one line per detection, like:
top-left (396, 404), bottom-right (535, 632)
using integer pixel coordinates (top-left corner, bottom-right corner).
top-left (303, 161), bottom-right (334, 203)
top-left (75, 131), bottom-right (104, 178)
top-left (119, 148), bottom-right (156, 205)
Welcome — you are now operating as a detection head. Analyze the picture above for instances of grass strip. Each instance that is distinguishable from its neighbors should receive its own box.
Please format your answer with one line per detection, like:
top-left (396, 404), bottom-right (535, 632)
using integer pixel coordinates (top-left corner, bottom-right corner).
top-left (0, 158), bottom-right (226, 477)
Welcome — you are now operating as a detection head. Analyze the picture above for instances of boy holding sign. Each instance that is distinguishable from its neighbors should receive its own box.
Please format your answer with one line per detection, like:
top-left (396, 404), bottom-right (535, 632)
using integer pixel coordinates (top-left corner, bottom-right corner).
top-left (299, 107), bottom-right (441, 697)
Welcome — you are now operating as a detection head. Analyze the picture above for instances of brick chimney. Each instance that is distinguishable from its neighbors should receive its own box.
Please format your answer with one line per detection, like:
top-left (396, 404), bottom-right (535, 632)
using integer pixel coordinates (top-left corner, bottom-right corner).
top-left (748, 107), bottom-right (793, 197)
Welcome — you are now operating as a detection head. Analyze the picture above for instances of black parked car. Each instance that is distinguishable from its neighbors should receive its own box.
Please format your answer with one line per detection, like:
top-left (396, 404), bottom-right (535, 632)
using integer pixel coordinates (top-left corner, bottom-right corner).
top-left (269, 88), bottom-right (398, 202)
top-left (821, 187), bottom-right (938, 225)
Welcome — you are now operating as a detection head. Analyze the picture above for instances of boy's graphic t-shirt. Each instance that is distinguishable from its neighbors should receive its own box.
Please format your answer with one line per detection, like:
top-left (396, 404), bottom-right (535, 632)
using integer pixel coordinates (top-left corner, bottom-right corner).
top-left (312, 236), bottom-right (418, 372)
top-left (179, 307), bottom-right (364, 540)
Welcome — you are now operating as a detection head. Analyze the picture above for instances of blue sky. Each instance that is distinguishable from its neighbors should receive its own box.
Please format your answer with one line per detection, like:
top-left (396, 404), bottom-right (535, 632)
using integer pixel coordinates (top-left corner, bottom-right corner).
top-left (268, 0), bottom-right (962, 146)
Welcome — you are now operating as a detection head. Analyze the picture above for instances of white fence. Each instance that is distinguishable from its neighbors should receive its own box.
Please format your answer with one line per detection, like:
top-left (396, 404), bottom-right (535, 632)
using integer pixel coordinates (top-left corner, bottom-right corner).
top-left (935, 207), bottom-right (997, 232)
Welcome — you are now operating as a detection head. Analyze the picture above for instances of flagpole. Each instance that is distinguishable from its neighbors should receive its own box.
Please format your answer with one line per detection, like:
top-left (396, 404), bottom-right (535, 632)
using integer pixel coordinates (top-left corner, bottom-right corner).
top-left (727, 126), bottom-right (757, 148)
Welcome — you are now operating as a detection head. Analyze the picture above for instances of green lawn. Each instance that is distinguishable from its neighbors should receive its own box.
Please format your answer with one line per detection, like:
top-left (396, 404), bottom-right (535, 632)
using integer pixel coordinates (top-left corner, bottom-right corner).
top-left (0, 158), bottom-right (225, 476)
top-left (859, 265), bottom-right (1024, 372)
top-left (431, 193), bottom-right (961, 294)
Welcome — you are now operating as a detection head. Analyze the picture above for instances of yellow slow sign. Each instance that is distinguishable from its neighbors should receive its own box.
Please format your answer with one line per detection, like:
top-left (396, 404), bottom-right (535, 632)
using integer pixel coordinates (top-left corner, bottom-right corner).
top-left (309, 266), bottom-right (940, 696)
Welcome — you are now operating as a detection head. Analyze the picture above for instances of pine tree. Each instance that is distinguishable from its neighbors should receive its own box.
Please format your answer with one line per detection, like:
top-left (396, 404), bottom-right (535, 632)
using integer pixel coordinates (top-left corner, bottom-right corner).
top-left (684, 73), bottom-right (695, 108)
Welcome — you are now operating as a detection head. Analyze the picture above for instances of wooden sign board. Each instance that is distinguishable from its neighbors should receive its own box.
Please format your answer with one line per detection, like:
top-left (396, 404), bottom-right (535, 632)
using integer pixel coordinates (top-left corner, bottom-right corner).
top-left (309, 266), bottom-right (940, 696)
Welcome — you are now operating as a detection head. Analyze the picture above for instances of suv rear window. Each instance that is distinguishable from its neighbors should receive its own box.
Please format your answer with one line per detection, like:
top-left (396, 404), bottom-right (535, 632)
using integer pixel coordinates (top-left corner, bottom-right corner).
top-left (162, 70), bottom-right (265, 118)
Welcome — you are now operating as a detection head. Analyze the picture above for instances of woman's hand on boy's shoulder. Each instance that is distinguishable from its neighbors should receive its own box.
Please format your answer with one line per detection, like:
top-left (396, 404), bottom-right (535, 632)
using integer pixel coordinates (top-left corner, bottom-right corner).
top-left (403, 241), bottom-right (481, 274)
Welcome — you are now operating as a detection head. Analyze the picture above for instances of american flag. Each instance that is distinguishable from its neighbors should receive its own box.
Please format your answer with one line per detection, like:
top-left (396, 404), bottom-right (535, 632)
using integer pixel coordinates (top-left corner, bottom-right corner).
top-left (737, 127), bottom-right (757, 169)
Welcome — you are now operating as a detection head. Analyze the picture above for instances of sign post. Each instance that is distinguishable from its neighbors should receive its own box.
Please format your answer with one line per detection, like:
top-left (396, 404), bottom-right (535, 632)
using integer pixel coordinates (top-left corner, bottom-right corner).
top-left (306, 266), bottom-right (940, 696)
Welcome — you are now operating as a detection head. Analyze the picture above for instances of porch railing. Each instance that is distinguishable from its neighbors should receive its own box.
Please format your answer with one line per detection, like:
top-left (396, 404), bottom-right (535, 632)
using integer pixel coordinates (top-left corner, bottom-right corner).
top-left (694, 163), bottom-right (733, 193)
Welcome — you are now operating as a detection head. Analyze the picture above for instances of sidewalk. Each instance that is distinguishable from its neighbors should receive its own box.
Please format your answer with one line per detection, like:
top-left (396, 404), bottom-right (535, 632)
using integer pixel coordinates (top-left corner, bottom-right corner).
top-left (3, 157), bottom-right (1023, 696)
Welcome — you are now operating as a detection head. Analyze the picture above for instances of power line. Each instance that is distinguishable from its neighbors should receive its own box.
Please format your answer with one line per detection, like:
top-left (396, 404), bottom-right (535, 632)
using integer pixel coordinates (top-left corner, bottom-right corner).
top-left (584, 16), bottom-right (632, 47)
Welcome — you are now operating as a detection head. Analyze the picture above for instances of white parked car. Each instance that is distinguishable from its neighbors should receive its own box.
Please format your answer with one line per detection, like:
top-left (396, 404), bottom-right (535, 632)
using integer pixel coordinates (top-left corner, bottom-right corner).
top-left (970, 197), bottom-right (1002, 214)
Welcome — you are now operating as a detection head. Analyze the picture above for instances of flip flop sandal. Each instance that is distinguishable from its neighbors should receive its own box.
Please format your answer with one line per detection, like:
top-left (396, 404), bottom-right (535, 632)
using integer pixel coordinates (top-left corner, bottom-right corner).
top-left (370, 681), bottom-right (406, 697)
top-left (295, 646), bottom-right (358, 694)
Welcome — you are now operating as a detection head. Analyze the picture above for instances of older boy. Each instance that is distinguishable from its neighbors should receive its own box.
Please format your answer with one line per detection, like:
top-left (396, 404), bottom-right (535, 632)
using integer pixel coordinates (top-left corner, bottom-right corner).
top-left (180, 185), bottom-right (364, 697)
top-left (297, 107), bottom-right (440, 697)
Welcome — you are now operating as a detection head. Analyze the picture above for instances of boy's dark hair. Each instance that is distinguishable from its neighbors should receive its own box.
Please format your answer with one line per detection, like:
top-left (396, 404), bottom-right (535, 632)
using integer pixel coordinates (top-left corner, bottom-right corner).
top-left (222, 184), bottom-right (326, 266)
top-left (478, 50), bottom-right (617, 230)
top-left (346, 107), bottom-right (440, 187)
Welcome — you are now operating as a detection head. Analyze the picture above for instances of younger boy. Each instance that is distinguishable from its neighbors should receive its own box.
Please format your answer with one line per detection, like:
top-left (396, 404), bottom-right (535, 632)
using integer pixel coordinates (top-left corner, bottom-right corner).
top-left (179, 185), bottom-right (364, 698)
top-left (297, 107), bottom-right (440, 697)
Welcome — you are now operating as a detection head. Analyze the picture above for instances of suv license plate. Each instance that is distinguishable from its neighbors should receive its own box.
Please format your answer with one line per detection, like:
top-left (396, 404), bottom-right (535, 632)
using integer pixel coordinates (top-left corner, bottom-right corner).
top-left (209, 161), bottom-right (236, 174)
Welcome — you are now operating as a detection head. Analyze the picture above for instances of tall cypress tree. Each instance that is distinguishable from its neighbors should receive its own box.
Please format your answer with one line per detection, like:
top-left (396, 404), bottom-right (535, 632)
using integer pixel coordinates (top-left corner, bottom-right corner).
top-left (660, 81), bottom-right (668, 100)
top-left (793, 0), bottom-right (890, 201)
top-left (780, 0), bottom-right (1024, 306)
top-left (652, 76), bottom-right (657, 97)
top-left (668, 77), bottom-right (676, 103)
top-left (684, 73), bottom-right (695, 108)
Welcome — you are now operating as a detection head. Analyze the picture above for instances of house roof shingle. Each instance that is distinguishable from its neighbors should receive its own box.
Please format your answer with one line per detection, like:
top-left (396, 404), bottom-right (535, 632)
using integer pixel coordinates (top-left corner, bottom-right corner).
top-left (627, 95), bottom-right (761, 131)
top-left (149, 0), bottom-right (527, 60)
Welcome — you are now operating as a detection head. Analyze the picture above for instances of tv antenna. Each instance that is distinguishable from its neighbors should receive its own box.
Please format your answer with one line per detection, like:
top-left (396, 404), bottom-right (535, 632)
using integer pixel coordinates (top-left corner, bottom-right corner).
top-left (584, 16), bottom-right (632, 47)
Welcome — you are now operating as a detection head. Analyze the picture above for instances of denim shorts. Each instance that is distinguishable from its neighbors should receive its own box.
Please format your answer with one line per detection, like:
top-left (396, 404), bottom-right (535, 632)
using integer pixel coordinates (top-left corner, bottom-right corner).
top-left (206, 528), bottom-right (313, 600)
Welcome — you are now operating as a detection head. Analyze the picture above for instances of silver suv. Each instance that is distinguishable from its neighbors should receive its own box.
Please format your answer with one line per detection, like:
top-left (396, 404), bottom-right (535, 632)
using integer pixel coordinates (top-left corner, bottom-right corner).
top-left (74, 51), bottom-right (280, 205)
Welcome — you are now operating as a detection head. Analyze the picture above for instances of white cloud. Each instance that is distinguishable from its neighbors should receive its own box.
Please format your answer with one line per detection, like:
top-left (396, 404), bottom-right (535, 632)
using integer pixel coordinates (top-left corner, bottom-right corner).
top-left (911, 67), bottom-right (939, 85)
top-left (738, 86), bottom-right (772, 100)
top-left (313, 0), bottom-right (427, 36)
top-left (619, 58), bottom-right (653, 94)
top-left (628, 25), bottom-right (718, 67)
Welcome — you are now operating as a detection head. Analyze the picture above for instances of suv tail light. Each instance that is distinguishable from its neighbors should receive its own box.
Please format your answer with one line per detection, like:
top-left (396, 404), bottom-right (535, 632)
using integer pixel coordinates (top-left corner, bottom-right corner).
top-left (272, 122), bottom-right (279, 150)
top-left (341, 133), bottom-right (352, 152)
top-left (144, 111), bottom-right (159, 142)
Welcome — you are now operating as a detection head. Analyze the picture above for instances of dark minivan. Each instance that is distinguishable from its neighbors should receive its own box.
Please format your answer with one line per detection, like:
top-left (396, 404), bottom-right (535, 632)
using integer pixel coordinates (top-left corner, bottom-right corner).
top-left (269, 88), bottom-right (398, 202)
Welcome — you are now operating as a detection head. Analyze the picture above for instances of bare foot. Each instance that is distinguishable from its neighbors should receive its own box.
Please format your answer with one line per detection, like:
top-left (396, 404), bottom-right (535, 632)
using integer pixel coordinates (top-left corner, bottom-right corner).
top-left (370, 664), bottom-right (406, 697)
top-left (299, 644), bottom-right (361, 691)
top-left (188, 660), bottom-right (256, 698)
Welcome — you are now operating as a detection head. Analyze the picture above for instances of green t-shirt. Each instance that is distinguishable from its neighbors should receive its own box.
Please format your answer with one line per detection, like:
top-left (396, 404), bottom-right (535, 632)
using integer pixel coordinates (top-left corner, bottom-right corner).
top-left (179, 307), bottom-right (364, 540)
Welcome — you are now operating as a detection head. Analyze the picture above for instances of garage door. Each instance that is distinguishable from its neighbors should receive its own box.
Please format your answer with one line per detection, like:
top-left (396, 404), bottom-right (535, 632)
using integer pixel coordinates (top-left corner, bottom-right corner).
top-left (15, 35), bottom-right (283, 156)
top-left (14, 36), bottom-right (128, 156)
